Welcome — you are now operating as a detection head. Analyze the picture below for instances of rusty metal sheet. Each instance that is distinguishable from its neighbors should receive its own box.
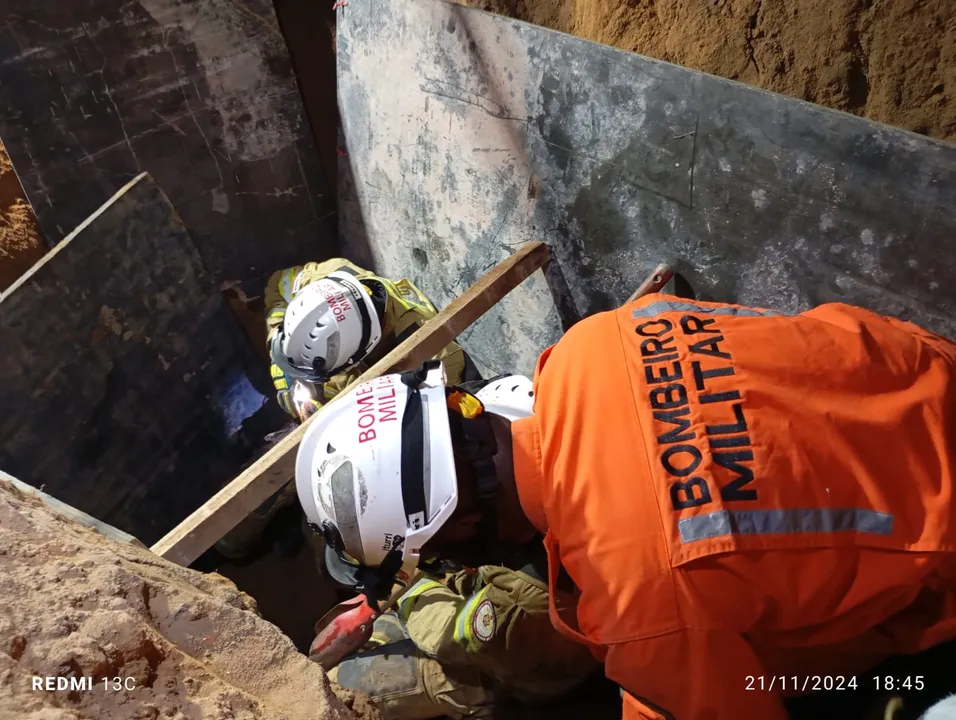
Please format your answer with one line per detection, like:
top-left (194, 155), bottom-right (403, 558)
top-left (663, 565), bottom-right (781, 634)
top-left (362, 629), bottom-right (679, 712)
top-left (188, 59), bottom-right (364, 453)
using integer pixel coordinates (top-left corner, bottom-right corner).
top-left (0, 173), bottom-right (282, 545)
top-left (336, 0), bottom-right (956, 376)
top-left (0, 0), bottom-right (337, 294)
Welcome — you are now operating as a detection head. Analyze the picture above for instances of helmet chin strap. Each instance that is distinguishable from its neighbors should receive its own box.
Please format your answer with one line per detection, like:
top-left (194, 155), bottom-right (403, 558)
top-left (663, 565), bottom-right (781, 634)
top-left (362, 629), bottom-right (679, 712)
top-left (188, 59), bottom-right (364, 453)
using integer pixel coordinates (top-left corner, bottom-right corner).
top-left (445, 409), bottom-right (501, 564)
top-left (316, 519), bottom-right (404, 605)
top-left (341, 277), bottom-right (375, 365)
top-left (450, 411), bottom-right (499, 505)
top-left (356, 550), bottom-right (404, 605)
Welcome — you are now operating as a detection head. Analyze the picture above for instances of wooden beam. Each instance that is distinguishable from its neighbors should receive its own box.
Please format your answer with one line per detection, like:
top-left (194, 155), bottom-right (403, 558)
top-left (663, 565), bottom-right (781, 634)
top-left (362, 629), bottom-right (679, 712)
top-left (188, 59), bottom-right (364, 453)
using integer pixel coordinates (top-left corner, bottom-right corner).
top-left (1, 470), bottom-right (146, 549)
top-left (152, 241), bottom-right (552, 566)
top-left (626, 263), bottom-right (674, 304)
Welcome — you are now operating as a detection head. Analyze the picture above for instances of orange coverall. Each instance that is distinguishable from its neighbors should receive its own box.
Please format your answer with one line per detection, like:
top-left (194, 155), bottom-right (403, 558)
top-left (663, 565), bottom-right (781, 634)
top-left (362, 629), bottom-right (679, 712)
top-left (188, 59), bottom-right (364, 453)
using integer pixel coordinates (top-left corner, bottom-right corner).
top-left (511, 294), bottom-right (956, 719)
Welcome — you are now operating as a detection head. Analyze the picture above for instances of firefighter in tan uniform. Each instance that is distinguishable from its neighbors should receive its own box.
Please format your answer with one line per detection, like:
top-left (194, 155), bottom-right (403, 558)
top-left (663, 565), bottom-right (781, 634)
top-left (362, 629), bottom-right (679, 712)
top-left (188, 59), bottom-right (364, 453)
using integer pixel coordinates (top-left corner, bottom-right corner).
top-left (216, 258), bottom-right (470, 560)
top-left (263, 259), bottom-right (468, 421)
top-left (308, 375), bottom-right (600, 719)
top-left (327, 561), bottom-right (600, 719)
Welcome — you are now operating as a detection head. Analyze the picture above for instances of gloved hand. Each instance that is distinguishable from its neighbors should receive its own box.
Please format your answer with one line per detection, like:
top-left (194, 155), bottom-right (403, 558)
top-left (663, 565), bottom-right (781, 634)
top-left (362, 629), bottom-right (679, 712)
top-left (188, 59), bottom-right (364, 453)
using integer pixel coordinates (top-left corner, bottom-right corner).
top-left (297, 396), bottom-right (321, 422)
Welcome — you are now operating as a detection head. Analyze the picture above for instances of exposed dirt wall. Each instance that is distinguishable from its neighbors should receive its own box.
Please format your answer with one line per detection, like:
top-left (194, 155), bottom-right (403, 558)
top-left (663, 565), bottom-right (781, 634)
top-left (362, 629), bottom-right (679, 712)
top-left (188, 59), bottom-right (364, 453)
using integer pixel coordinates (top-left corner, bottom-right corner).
top-left (0, 140), bottom-right (44, 292)
top-left (458, 0), bottom-right (956, 143)
top-left (0, 481), bottom-right (379, 720)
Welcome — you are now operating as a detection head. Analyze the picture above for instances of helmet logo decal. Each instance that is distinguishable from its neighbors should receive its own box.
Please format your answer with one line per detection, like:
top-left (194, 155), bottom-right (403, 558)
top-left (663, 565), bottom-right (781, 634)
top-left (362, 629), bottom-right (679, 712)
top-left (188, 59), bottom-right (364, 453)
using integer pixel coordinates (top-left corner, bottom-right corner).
top-left (356, 375), bottom-right (400, 445)
top-left (408, 511), bottom-right (425, 530)
top-left (472, 598), bottom-right (497, 643)
top-left (320, 284), bottom-right (353, 323)
top-left (382, 533), bottom-right (404, 552)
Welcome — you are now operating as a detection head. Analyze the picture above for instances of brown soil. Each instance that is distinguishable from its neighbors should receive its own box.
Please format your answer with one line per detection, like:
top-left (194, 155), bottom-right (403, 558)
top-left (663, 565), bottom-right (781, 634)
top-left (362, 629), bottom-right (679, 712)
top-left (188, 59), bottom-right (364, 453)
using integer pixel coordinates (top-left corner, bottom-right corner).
top-left (0, 481), bottom-right (380, 720)
top-left (0, 140), bottom-right (45, 292)
top-left (457, 0), bottom-right (956, 143)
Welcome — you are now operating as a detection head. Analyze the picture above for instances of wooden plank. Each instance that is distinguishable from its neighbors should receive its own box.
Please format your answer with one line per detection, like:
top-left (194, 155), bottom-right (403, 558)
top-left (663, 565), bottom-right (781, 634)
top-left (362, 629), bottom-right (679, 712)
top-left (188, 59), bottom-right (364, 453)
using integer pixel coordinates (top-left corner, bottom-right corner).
top-left (0, 470), bottom-right (146, 549)
top-left (152, 241), bottom-right (552, 566)
top-left (626, 264), bottom-right (674, 303)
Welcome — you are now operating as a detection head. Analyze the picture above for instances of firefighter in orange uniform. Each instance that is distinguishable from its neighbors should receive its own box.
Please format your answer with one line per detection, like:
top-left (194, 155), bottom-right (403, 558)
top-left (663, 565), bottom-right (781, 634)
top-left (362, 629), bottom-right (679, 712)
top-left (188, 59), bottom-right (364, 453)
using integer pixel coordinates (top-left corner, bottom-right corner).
top-left (296, 292), bottom-right (956, 719)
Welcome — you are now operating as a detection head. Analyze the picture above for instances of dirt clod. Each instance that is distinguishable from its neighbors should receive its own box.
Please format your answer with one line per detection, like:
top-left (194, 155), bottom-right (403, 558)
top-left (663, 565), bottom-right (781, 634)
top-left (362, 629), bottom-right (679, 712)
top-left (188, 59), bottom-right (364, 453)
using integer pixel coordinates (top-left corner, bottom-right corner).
top-left (0, 481), bottom-right (380, 720)
top-left (456, 0), bottom-right (956, 143)
top-left (0, 140), bottom-right (45, 291)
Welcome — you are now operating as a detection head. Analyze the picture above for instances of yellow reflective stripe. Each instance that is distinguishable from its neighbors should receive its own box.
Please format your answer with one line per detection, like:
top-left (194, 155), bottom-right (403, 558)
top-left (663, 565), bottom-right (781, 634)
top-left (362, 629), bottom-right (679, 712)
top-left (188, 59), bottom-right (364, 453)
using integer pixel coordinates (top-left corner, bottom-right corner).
top-left (453, 586), bottom-right (491, 653)
top-left (271, 364), bottom-right (286, 379)
top-left (393, 296), bottom-right (415, 313)
top-left (395, 280), bottom-right (437, 314)
top-left (379, 279), bottom-right (408, 308)
top-left (277, 394), bottom-right (295, 416)
top-left (378, 277), bottom-right (421, 314)
top-left (395, 578), bottom-right (444, 622)
top-left (273, 378), bottom-right (288, 391)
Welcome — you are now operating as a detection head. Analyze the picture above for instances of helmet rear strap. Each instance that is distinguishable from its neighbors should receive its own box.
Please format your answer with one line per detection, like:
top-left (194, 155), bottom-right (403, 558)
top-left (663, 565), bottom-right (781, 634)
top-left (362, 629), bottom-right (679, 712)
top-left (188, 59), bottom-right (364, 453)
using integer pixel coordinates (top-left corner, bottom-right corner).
top-left (399, 376), bottom-right (429, 532)
top-left (339, 277), bottom-right (374, 364)
top-left (397, 361), bottom-right (445, 527)
top-left (316, 525), bottom-right (404, 604)
top-left (447, 410), bottom-right (498, 504)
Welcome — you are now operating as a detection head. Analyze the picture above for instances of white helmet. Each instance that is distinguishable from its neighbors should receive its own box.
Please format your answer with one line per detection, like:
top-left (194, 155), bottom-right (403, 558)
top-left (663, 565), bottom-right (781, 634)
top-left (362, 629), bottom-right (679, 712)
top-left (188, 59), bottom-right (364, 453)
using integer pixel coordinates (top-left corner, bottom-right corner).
top-left (274, 272), bottom-right (382, 382)
top-left (295, 362), bottom-right (459, 580)
top-left (475, 375), bottom-right (535, 421)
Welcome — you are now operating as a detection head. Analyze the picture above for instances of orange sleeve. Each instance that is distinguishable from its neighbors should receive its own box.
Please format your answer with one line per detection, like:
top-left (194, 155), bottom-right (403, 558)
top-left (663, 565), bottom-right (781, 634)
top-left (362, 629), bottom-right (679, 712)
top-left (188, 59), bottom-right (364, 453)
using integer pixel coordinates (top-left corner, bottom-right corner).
top-left (607, 629), bottom-right (790, 720)
top-left (805, 302), bottom-right (956, 360)
top-left (865, 311), bottom-right (956, 361)
top-left (532, 344), bottom-right (556, 383)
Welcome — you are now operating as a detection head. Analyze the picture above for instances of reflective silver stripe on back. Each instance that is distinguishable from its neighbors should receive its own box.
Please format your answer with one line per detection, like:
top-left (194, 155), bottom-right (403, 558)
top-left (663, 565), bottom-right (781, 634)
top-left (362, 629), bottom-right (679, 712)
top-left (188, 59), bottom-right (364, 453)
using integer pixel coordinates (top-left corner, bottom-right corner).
top-left (331, 460), bottom-right (366, 563)
top-left (678, 508), bottom-right (894, 543)
top-left (632, 301), bottom-right (785, 319)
